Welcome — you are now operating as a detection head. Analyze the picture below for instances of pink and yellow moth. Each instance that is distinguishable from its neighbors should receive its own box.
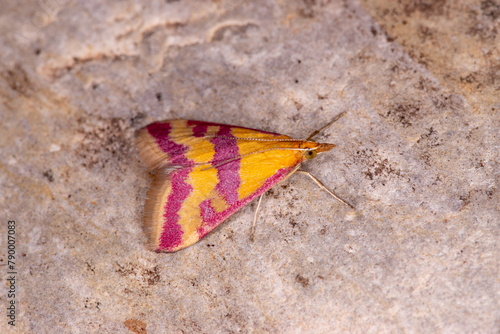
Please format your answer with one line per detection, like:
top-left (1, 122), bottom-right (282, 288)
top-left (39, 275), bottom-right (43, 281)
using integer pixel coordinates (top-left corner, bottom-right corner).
top-left (136, 116), bottom-right (353, 252)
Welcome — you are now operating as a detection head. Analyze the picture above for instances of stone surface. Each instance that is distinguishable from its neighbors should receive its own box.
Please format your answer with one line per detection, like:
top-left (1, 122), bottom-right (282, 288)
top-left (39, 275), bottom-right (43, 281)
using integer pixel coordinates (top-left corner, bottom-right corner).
top-left (0, 0), bottom-right (498, 333)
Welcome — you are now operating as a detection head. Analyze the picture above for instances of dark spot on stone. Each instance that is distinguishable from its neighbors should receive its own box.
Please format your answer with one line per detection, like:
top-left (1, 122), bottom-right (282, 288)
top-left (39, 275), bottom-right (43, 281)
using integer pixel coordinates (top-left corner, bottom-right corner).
top-left (481, 0), bottom-right (500, 20)
top-left (77, 117), bottom-right (129, 169)
top-left (296, 274), bottom-right (310, 287)
top-left (294, 101), bottom-right (303, 110)
top-left (459, 193), bottom-right (471, 206)
top-left (403, 0), bottom-right (446, 16)
top-left (130, 113), bottom-right (145, 127)
top-left (460, 73), bottom-right (475, 84)
top-left (144, 266), bottom-right (161, 286)
top-left (353, 148), bottom-right (403, 183)
top-left (417, 127), bottom-right (443, 148)
top-left (43, 170), bottom-right (54, 182)
top-left (124, 319), bottom-right (147, 334)
top-left (299, 0), bottom-right (316, 18)
top-left (3, 64), bottom-right (32, 95)
top-left (385, 103), bottom-right (421, 127)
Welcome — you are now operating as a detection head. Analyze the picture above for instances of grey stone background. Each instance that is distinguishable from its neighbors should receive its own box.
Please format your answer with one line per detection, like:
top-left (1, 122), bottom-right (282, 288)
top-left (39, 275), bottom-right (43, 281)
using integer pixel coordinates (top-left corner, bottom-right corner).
top-left (0, 0), bottom-right (498, 333)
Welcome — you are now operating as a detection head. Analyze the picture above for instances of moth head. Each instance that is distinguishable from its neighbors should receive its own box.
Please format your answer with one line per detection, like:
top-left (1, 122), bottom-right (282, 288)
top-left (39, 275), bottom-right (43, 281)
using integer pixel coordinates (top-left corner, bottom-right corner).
top-left (301, 142), bottom-right (335, 159)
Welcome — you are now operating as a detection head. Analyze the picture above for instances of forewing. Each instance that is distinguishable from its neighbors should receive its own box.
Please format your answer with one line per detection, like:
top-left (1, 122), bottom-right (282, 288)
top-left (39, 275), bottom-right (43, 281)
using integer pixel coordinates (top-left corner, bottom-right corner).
top-left (144, 148), bottom-right (303, 252)
top-left (135, 119), bottom-right (289, 171)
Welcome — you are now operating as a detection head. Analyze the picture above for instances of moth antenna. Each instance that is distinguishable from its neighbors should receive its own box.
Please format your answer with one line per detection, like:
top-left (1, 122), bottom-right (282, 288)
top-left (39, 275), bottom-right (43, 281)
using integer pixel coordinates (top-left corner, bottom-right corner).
top-left (306, 111), bottom-right (347, 141)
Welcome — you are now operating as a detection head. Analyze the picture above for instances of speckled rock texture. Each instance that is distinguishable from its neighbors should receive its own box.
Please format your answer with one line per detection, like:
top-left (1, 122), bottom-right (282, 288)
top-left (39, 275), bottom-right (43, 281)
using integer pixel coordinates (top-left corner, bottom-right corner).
top-left (0, 0), bottom-right (498, 333)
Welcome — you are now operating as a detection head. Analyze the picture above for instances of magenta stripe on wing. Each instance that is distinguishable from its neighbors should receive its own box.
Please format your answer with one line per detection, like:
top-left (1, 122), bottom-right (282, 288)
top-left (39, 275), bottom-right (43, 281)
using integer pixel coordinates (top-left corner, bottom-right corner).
top-left (147, 122), bottom-right (192, 166)
top-left (211, 126), bottom-right (240, 206)
top-left (199, 199), bottom-right (216, 223)
top-left (196, 167), bottom-right (294, 239)
top-left (158, 168), bottom-right (193, 251)
top-left (187, 120), bottom-right (208, 138)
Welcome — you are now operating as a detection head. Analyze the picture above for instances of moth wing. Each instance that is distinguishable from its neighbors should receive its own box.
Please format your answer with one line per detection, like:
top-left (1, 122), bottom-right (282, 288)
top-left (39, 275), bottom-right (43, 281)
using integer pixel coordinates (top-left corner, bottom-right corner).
top-left (145, 148), bottom-right (302, 252)
top-left (135, 119), bottom-right (288, 171)
top-left (137, 119), bottom-right (313, 252)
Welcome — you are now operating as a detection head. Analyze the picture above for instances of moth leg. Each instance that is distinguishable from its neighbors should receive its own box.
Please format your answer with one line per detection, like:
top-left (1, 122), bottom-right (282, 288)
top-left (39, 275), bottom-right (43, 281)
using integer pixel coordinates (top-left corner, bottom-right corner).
top-left (295, 170), bottom-right (355, 209)
top-left (280, 164), bottom-right (302, 183)
top-left (250, 194), bottom-right (264, 242)
top-left (250, 164), bottom-right (303, 242)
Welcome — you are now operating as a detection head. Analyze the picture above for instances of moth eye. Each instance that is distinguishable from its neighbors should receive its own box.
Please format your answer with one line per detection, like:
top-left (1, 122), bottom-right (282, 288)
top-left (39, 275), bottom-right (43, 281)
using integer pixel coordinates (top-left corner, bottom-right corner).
top-left (305, 150), bottom-right (317, 159)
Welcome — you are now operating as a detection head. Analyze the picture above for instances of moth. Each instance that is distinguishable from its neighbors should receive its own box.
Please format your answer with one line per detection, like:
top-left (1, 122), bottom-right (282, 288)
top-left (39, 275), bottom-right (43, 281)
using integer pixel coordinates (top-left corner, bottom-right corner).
top-left (136, 115), bottom-right (353, 252)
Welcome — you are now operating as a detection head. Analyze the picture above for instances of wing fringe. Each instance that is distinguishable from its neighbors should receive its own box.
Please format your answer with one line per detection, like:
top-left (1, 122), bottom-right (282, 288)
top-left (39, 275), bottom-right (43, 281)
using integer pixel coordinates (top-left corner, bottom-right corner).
top-left (142, 172), bottom-right (172, 251)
